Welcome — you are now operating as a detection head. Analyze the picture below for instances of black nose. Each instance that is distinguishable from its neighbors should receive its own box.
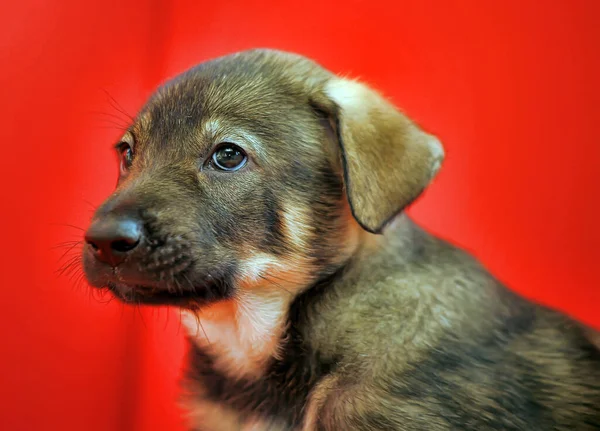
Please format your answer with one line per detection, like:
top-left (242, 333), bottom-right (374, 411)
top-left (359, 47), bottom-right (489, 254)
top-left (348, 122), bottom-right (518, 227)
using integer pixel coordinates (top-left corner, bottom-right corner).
top-left (85, 216), bottom-right (142, 266)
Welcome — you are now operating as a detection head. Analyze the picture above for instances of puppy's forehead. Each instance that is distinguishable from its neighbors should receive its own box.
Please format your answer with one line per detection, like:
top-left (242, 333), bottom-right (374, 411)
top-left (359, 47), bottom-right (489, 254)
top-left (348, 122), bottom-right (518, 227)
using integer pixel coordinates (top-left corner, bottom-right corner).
top-left (137, 51), bottom-right (327, 147)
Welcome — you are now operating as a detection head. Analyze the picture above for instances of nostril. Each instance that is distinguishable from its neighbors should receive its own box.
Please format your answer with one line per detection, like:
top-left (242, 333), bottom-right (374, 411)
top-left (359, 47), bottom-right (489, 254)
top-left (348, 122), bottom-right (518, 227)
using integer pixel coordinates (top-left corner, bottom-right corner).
top-left (85, 217), bottom-right (143, 264)
top-left (111, 237), bottom-right (140, 253)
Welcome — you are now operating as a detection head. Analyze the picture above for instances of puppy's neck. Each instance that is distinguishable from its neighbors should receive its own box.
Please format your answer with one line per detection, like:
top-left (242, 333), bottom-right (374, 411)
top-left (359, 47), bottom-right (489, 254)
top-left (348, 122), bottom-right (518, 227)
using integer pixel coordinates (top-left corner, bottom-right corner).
top-left (182, 289), bottom-right (291, 380)
top-left (181, 213), bottom-right (370, 380)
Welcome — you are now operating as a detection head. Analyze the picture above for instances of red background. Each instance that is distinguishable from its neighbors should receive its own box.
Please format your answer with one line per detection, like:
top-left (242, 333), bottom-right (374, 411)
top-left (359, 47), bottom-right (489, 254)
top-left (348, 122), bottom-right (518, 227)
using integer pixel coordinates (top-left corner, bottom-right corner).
top-left (1, 1), bottom-right (598, 430)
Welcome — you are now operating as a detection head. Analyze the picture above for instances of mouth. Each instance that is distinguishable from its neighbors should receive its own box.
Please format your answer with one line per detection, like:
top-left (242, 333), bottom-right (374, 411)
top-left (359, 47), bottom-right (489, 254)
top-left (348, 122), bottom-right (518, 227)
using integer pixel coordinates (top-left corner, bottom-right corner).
top-left (103, 266), bottom-right (234, 307)
top-left (106, 282), bottom-right (204, 306)
top-left (83, 242), bottom-right (237, 307)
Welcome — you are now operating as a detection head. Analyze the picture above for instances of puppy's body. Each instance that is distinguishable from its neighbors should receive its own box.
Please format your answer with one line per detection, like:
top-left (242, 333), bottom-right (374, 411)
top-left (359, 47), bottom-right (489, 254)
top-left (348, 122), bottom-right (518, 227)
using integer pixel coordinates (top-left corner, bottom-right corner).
top-left (81, 49), bottom-right (600, 430)
top-left (185, 215), bottom-right (600, 430)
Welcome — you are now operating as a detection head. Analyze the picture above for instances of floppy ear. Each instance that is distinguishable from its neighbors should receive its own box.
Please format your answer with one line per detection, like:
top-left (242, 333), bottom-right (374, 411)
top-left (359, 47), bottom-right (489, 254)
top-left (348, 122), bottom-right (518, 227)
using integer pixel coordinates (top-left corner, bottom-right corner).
top-left (314, 78), bottom-right (444, 234)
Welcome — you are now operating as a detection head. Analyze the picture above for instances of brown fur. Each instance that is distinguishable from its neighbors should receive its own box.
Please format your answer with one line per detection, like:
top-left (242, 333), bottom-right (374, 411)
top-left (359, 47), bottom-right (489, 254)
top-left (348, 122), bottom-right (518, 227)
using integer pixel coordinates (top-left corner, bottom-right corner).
top-left (82, 49), bottom-right (600, 430)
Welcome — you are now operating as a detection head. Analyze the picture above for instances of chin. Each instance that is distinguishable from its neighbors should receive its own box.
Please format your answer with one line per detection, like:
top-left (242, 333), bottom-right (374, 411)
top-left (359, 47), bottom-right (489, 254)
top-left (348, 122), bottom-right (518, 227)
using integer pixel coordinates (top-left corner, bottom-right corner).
top-left (105, 281), bottom-right (217, 308)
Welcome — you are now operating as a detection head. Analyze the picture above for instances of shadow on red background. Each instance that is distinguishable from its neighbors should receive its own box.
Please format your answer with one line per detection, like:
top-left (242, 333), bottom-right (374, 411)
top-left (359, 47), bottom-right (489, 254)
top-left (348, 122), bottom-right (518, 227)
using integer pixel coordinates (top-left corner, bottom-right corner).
top-left (1, 1), bottom-right (598, 430)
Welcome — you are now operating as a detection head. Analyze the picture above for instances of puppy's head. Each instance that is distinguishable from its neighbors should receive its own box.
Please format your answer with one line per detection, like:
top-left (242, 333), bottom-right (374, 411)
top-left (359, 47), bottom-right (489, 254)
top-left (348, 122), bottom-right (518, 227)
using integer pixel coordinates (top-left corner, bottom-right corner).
top-left (82, 49), bottom-right (444, 308)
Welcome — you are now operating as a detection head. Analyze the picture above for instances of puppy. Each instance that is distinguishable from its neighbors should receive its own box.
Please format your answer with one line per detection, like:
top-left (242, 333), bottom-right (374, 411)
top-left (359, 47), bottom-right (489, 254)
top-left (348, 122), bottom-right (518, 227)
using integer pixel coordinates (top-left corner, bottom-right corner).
top-left (82, 49), bottom-right (600, 430)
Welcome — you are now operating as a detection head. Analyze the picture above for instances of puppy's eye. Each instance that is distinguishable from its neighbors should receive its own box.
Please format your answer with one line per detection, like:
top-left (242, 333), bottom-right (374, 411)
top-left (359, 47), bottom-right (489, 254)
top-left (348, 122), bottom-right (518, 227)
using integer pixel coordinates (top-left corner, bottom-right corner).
top-left (211, 143), bottom-right (247, 171)
top-left (119, 143), bottom-right (134, 174)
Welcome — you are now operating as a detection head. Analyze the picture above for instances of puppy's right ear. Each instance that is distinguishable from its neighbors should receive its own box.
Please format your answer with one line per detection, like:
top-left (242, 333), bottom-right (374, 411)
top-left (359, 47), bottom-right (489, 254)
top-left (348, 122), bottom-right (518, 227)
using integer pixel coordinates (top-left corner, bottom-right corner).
top-left (311, 78), bottom-right (444, 234)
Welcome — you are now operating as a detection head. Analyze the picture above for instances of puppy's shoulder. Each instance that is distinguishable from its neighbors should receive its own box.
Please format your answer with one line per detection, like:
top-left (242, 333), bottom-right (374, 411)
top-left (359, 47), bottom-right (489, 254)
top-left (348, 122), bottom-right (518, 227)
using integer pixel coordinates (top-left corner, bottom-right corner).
top-left (306, 216), bottom-right (509, 369)
top-left (305, 217), bottom-right (600, 430)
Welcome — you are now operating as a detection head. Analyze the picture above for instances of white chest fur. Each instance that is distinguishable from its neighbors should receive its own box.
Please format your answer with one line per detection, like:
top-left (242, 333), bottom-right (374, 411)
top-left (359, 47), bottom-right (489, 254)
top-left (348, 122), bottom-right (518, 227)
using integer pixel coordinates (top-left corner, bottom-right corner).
top-left (182, 289), bottom-right (290, 379)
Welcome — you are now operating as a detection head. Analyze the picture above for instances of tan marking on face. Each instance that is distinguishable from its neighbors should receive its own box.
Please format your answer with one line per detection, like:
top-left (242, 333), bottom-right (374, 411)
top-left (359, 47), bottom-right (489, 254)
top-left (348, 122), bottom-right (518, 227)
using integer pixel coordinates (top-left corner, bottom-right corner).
top-left (281, 204), bottom-right (312, 251)
top-left (201, 118), bottom-right (221, 137)
top-left (281, 200), bottom-right (364, 266)
top-left (237, 251), bottom-right (313, 292)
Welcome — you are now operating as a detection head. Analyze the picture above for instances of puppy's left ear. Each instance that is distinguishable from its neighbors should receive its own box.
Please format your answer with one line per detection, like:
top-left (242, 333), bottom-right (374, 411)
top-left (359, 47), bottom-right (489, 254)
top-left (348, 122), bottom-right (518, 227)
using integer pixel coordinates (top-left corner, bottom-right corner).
top-left (312, 78), bottom-right (444, 234)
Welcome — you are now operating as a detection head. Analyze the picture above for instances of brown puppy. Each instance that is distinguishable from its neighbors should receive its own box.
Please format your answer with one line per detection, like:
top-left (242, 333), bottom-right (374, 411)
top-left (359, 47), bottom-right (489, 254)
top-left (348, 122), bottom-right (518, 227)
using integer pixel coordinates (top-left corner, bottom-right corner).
top-left (82, 49), bottom-right (600, 430)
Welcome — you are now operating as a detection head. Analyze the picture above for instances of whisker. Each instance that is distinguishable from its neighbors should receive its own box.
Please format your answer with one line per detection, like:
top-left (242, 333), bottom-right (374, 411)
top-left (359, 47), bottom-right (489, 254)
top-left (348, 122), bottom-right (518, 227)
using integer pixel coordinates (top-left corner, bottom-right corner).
top-left (87, 284), bottom-right (96, 303)
top-left (55, 244), bottom-right (83, 266)
top-left (94, 119), bottom-right (131, 130)
top-left (170, 278), bottom-right (178, 295)
top-left (173, 278), bottom-right (185, 296)
top-left (91, 288), bottom-right (102, 302)
top-left (63, 263), bottom-right (81, 279)
top-left (257, 273), bottom-right (293, 295)
top-left (181, 273), bottom-right (195, 296)
top-left (96, 289), bottom-right (116, 305)
top-left (87, 110), bottom-right (131, 124)
top-left (195, 313), bottom-right (211, 346)
top-left (262, 268), bottom-right (307, 281)
top-left (52, 240), bottom-right (83, 246)
top-left (52, 240), bottom-right (83, 250)
top-left (135, 302), bottom-right (148, 329)
top-left (176, 308), bottom-right (183, 336)
top-left (74, 272), bottom-right (89, 294)
top-left (163, 306), bottom-right (171, 331)
top-left (94, 125), bottom-right (130, 132)
top-left (68, 266), bottom-right (84, 284)
top-left (62, 267), bottom-right (85, 290)
top-left (179, 274), bottom-right (210, 345)
top-left (57, 248), bottom-right (81, 264)
top-left (57, 255), bottom-right (82, 277)
top-left (82, 199), bottom-right (97, 211)
top-left (89, 117), bottom-right (130, 131)
top-left (118, 300), bottom-right (125, 320)
top-left (51, 223), bottom-right (86, 232)
top-left (102, 89), bottom-right (135, 122)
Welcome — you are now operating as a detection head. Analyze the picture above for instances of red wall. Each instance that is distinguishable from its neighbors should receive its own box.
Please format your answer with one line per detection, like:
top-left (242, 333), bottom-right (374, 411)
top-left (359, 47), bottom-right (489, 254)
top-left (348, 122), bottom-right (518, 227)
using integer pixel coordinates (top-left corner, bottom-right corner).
top-left (1, 1), bottom-right (599, 430)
